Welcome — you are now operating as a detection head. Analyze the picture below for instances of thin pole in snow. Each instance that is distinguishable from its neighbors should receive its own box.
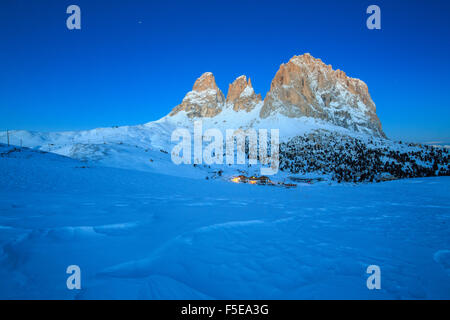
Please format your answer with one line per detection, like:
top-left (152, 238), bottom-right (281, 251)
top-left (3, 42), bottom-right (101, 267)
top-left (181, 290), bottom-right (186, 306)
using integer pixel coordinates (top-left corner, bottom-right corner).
top-left (6, 130), bottom-right (9, 146)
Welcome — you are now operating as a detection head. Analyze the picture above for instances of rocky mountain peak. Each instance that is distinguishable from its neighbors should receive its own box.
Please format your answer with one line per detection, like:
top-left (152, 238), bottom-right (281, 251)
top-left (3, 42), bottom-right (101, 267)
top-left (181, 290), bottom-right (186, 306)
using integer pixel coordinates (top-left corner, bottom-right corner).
top-left (261, 53), bottom-right (385, 137)
top-left (168, 54), bottom-right (385, 138)
top-left (169, 72), bottom-right (225, 118)
top-left (226, 75), bottom-right (262, 112)
top-left (192, 72), bottom-right (219, 92)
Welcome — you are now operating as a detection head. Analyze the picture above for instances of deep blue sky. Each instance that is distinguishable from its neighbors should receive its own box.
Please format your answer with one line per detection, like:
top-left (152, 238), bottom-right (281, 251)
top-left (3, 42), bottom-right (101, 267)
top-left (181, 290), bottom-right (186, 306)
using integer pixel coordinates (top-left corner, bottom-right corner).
top-left (1, 0), bottom-right (449, 143)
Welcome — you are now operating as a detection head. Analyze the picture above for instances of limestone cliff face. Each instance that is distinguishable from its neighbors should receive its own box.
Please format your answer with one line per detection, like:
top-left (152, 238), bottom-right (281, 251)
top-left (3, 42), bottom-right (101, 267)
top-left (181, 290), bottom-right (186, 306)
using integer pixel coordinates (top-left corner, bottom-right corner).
top-left (226, 75), bottom-right (261, 112)
top-left (168, 54), bottom-right (385, 138)
top-left (170, 72), bottom-right (225, 118)
top-left (260, 53), bottom-right (385, 137)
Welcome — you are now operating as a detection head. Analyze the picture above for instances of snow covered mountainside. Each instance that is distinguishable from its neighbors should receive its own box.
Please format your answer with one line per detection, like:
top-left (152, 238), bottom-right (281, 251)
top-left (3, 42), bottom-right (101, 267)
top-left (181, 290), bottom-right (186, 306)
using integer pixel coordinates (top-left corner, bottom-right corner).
top-left (1, 53), bottom-right (449, 300)
top-left (0, 53), bottom-right (448, 182)
top-left (279, 131), bottom-right (449, 183)
top-left (1, 144), bottom-right (449, 299)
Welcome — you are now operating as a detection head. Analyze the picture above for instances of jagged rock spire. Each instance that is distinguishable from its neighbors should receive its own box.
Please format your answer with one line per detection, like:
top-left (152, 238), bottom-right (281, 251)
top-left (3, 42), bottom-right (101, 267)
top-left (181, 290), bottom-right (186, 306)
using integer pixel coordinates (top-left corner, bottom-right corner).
top-left (170, 72), bottom-right (225, 118)
top-left (226, 75), bottom-right (261, 112)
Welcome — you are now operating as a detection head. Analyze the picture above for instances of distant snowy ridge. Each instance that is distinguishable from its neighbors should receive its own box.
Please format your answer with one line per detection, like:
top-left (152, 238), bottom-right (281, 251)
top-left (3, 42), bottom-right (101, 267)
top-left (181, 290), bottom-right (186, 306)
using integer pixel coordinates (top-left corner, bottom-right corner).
top-left (2, 53), bottom-right (447, 182)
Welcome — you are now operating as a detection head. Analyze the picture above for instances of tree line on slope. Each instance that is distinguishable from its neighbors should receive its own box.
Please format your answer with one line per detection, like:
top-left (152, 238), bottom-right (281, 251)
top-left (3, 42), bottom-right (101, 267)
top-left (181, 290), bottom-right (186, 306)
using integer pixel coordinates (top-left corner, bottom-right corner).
top-left (278, 134), bottom-right (449, 183)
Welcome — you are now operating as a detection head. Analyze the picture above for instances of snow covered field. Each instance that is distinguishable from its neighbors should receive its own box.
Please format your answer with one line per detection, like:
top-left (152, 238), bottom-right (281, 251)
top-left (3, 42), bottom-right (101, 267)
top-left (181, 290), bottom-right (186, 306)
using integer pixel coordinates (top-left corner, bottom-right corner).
top-left (0, 144), bottom-right (449, 299)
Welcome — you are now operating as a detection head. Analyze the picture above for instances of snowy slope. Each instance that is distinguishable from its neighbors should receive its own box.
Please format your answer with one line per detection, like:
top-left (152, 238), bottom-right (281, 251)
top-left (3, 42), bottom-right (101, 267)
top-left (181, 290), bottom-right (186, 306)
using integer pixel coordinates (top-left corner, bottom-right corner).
top-left (0, 103), bottom-right (388, 181)
top-left (0, 144), bottom-right (449, 299)
top-left (1, 112), bottom-right (447, 184)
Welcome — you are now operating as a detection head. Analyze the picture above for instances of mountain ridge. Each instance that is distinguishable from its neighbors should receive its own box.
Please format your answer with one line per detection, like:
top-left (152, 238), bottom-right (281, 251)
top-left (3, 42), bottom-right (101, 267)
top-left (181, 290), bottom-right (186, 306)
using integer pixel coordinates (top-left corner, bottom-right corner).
top-left (168, 53), bottom-right (385, 138)
top-left (6, 53), bottom-right (448, 183)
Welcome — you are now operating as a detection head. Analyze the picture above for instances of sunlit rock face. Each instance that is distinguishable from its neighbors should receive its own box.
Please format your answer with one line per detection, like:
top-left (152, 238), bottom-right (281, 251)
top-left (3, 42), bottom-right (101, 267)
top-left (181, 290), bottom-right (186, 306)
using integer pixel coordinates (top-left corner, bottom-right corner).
top-left (168, 54), bottom-right (385, 138)
top-left (170, 72), bottom-right (226, 118)
top-left (226, 75), bottom-right (261, 112)
top-left (260, 53), bottom-right (385, 137)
